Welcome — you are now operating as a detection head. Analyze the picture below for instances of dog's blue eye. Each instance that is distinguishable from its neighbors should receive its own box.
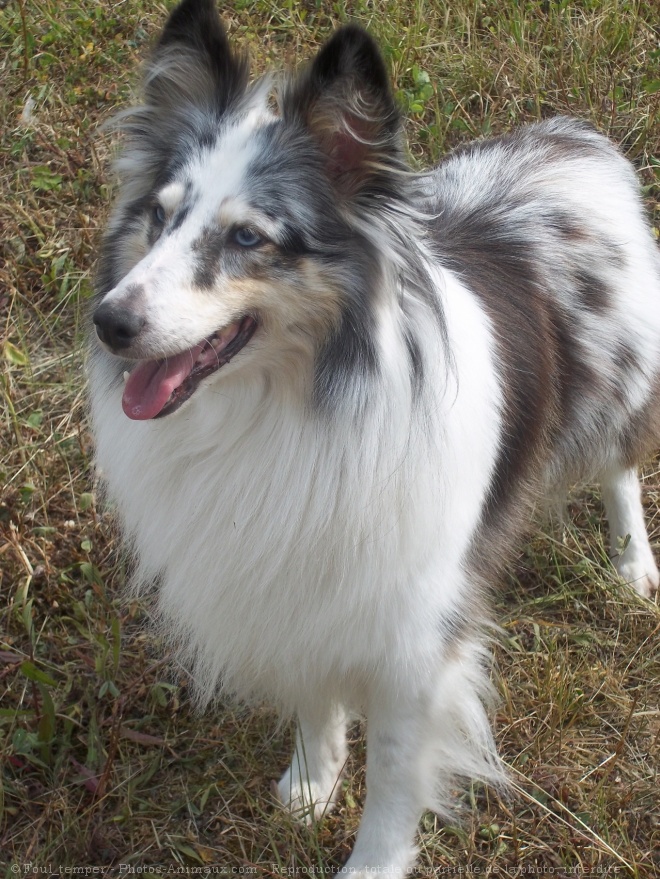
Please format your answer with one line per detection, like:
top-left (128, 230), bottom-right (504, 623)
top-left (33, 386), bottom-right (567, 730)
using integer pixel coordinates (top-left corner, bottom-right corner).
top-left (234, 227), bottom-right (263, 248)
top-left (153, 204), bottom-right (166, 226)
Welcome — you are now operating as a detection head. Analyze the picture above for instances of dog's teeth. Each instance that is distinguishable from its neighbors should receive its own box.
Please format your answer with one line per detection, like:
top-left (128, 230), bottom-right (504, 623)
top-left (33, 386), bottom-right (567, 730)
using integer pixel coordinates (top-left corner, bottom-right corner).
top-left (123, 371), bottom-right (130, 383)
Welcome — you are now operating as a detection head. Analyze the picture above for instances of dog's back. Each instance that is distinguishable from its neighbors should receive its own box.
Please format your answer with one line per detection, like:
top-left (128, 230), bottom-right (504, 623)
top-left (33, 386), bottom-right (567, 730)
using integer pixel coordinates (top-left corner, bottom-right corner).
top-left (428, 118), bottom-right (660, 551)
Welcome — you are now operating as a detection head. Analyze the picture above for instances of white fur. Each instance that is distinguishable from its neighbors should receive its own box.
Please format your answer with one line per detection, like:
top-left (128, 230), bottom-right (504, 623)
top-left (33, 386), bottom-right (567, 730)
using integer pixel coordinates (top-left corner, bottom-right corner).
top-left (90, 252), bottom-right (504, 871)
top-left (90, 99), bottom-right (660, 874)
top-left (90, 264), bottom-right (502, 709)
top-left (602, 467), bottom-right (660, 596)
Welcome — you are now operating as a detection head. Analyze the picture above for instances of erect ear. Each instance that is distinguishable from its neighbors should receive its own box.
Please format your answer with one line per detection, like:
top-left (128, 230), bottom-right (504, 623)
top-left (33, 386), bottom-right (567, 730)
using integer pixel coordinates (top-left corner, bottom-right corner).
top-left (282, 25), bottom-right (404, 198)
top-left (145, 0), bottom-right (248, 116)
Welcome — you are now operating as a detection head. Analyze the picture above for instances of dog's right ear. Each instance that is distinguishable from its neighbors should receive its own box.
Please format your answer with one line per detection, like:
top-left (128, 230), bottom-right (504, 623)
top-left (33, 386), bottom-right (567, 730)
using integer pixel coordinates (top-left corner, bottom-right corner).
top-left (282, 25), bottom-right (404, 199)
top-left (145, 0), bottom-right (248, 117)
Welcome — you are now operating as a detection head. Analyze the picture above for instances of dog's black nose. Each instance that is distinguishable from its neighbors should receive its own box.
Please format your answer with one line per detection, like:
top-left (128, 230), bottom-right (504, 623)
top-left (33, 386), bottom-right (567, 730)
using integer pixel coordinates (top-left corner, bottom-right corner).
top-left (93, 301), bottom-right (146, 351)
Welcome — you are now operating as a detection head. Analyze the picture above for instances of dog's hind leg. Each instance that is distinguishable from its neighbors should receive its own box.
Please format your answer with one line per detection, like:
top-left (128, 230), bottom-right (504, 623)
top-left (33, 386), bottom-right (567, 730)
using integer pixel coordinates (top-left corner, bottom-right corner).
top-left (601, 465), bottom-right (659, 598)
top-left (277, 703), bottom-right (348, 823)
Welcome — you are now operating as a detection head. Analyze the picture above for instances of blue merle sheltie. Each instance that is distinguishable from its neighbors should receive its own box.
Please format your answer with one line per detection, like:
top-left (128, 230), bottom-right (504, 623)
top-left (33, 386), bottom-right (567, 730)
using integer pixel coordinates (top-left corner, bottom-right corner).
top-left (88, 0), bottom-right (660, 872)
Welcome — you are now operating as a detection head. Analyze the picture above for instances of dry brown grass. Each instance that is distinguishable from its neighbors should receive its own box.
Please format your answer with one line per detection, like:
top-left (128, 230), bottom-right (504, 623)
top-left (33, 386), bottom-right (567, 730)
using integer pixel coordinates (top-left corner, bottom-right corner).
top-left (1, 0), bottom-right (659, 875)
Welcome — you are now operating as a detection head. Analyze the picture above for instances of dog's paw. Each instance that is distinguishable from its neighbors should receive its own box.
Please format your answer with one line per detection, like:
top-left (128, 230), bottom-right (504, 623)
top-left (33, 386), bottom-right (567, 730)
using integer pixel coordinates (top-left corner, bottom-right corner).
top-left (339, 870), bottom-right (405, 878)
top-left (339, 837), bottom-right (418, 879)
top-left (273, 766), bottom-right (341, 824)
top-left (339, 871), bottom-right (390, 878)
top-left (613, 549), bottom-right (659, 599)
top-left (339, 868), bottom-right (404, 878)
top-left (340, 848), bottom-right (415, 878)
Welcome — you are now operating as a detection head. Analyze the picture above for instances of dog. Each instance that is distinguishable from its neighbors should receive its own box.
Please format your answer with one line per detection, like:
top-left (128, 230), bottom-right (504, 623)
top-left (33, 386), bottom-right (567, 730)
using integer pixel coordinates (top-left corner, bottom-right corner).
top-left (88, 0), bottom-right (660, 872)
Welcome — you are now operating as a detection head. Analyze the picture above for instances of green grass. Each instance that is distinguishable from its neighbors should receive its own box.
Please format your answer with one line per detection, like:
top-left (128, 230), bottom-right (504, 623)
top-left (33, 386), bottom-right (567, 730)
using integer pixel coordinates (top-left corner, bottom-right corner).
top-left (1, 0), bottom-right (659, 874)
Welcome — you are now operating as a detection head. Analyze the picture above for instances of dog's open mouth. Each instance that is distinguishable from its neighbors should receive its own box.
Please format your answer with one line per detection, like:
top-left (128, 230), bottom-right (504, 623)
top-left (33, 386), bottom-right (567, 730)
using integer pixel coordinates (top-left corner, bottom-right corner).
top-left (122, 315), bottom-right (258, 420)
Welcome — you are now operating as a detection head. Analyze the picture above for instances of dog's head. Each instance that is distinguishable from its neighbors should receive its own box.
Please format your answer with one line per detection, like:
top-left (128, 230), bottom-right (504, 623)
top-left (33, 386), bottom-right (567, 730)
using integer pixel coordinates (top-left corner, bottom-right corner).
top-left (93, 0), bottom-right (410, 419)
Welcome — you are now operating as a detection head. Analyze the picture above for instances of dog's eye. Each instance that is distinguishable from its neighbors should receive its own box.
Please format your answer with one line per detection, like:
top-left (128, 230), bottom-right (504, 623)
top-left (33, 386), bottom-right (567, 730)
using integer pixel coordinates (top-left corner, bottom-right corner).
top-left (233, 227), bottom-right (264, 248)
top-left (152, 203), bottom-right (166, 226)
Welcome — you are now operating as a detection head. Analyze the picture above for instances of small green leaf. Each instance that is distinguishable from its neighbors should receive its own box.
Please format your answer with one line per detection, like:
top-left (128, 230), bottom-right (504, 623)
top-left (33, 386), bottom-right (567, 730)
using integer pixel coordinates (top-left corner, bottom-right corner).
top-left (3, 341), bottom-right (29, 366)
top-left (22, 598), bottom-right (34, 642)
top-left (33, 526), bottom-right (57, 536)
top-left (642, 79), bottom-right (660, 95)
top-left (99, 680), bottom-right (119, 699)
top-left (26, 411), bottom-right (43, 429)
top-left (13, 727), bottom-right (36, 754)
top-left (79, 562), bottom-right (103, 586)
top-left (19, 483), bottom-right (36, 502)
top-left (199, 784), bottom-right (214, 811)
top-left (413, 67), bottom-right (430, 87)
top-left (20, 661), bottom-right (57, 688)
top-left (170, 842), bottom-right (204, 865)
top-left (0, 708), bottom-right (34, 719)
top-left (479, 822), bottom-right (500, 840)
top-left (150, 683), bottom-right (168, 707)
top-left (530, 788), bottom-right (550, 806)
top-left (37, 684), bottom-right (56, 744)
top-left (78, 492), bottom-right (94, 511)
top-left (31, 165), bottom-right (63, 192)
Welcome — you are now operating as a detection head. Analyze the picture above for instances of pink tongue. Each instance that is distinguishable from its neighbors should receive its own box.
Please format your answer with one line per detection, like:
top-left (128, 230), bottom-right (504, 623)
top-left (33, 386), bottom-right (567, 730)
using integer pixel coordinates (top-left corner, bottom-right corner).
top-left (122, 345), bottom-right (203, 420)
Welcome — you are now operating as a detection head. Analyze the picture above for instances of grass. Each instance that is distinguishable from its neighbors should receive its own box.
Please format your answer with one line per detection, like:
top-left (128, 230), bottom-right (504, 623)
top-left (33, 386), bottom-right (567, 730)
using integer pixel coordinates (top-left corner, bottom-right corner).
top-left (1, 0), bottom-right (660, 874)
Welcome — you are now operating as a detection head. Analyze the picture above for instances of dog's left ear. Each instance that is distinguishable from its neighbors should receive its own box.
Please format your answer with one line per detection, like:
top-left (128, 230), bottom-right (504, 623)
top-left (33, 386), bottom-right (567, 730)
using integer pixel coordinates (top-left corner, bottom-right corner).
top-left (283, 26), bottom-right (404, 197)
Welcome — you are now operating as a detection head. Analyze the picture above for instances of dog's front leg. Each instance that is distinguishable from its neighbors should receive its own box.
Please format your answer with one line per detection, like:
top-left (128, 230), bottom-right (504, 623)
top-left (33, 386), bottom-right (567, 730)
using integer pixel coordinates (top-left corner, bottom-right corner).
top-left (277, 703), bottom-right (348, 823)
top-left (341, 690), bottom-right (432, 875)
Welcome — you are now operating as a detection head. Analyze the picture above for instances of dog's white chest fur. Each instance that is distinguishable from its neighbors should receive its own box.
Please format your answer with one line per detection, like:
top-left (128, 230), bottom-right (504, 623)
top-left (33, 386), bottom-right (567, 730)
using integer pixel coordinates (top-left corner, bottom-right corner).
top-left (90, 268), bottom-right (501, 713)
